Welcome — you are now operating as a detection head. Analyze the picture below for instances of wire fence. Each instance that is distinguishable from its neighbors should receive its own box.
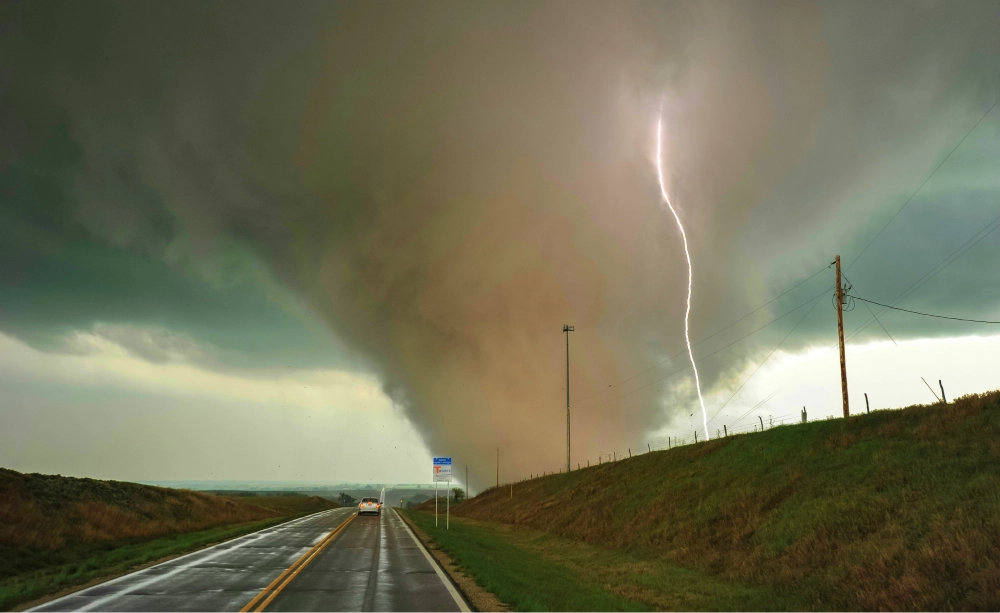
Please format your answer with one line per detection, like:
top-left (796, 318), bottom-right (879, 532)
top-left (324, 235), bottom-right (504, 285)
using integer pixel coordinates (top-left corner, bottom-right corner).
top-left (478, 402), bottom-right (921, 492)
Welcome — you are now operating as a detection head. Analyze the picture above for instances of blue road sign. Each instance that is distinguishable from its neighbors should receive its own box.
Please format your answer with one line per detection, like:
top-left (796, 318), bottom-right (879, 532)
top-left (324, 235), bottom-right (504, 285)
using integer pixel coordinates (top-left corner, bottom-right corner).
top-left (433, 457), bottom-right (452, 465)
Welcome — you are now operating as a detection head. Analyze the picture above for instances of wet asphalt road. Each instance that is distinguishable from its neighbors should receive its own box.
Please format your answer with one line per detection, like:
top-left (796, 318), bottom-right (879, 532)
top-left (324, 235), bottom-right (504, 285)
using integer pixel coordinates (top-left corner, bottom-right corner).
top-left (32, 508), bottom-right (464, 612)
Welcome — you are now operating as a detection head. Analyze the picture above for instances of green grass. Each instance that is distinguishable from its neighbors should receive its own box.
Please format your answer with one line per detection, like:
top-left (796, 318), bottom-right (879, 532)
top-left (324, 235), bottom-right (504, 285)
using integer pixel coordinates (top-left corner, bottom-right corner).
top-left (405, 510), bottom-right (800, 612)
top-left (404, 510), bottom-right (642, 611)
top-left (450, 391), bottom-right (1000, 610)
top-left (0, 515), bottom-right (294, 611)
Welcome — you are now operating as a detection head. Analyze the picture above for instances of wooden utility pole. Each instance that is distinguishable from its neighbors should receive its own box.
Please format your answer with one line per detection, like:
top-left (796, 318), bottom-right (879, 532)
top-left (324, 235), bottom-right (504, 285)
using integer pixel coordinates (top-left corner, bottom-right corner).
top-left (835, 255), bottom-right (850, 418)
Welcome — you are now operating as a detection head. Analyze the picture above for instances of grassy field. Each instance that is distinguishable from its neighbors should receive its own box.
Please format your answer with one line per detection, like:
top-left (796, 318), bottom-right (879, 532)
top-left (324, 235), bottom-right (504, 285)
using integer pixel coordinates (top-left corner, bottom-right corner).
top-left (422, 391), bottom-right (1000, 611)
top-left (216, 494), bottom-right (341, 517)
top-left (0, 469), bottom-right (337, 611)
top-left (404, 509), bottom-right (800, 611)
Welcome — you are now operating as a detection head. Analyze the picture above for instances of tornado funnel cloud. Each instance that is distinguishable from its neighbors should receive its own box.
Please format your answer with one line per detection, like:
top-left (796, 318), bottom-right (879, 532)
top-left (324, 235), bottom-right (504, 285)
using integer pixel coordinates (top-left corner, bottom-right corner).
top-left (656, 117), bottom-right (710, 441)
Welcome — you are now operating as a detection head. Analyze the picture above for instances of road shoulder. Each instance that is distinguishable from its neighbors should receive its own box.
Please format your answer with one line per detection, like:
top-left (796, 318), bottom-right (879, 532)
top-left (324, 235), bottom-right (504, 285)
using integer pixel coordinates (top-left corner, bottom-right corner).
top-left (396, 510), bottom-right (507, 612)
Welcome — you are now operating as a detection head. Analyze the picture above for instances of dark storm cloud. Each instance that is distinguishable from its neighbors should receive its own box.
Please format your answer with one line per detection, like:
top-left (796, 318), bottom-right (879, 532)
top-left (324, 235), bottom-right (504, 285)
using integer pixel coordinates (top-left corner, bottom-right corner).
top-left (0, 122), bottom-right (345, 370)
top-left (1, 1), bottom-right (998, 481)
top-left (0, 1), bottom-right (353, 371)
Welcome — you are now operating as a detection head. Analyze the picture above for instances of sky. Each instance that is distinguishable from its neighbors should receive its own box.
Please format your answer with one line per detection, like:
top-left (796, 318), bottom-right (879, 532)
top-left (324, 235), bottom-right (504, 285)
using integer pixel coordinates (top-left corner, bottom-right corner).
top-left (1, 1), bottom-right (999, 488)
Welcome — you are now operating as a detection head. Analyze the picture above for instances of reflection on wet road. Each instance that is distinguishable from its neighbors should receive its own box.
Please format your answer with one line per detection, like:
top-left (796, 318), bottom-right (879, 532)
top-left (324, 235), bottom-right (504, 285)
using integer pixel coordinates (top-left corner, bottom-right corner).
top-left (33, 508), bottom-right (465, 612)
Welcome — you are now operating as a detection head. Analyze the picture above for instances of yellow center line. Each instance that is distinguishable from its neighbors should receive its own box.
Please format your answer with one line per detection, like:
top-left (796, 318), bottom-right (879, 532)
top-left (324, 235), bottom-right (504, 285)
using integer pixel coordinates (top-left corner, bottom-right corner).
top-left (240, 512), bottom-right (357, 613)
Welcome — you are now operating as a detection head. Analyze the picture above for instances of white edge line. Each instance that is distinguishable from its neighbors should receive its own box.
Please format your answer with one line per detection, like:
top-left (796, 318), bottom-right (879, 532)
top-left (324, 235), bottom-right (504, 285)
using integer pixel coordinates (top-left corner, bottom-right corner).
top-left (29, 507), bottom-right (346, 612)
top-left (392, 508), bottom-right (472, 613)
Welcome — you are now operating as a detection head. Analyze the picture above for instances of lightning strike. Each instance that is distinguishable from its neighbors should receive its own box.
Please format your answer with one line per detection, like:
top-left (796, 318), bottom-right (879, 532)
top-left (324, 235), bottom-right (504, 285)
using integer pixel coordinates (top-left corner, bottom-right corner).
top-left (656, 116), bottom-right (710, 442)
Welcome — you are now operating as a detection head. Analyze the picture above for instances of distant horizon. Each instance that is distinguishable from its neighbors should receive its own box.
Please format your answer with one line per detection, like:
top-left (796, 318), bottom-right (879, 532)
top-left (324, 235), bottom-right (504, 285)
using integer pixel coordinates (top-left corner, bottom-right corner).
top-left (139, 480), bottom-right (445, 491)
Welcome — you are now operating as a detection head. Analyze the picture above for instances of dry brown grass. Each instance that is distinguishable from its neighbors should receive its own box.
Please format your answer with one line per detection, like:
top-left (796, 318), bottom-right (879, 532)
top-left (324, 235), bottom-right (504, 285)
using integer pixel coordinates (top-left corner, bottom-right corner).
top-left (0, 469), bottom-right (301, 550)
top-left (0, 470), bottom-right (339, 611)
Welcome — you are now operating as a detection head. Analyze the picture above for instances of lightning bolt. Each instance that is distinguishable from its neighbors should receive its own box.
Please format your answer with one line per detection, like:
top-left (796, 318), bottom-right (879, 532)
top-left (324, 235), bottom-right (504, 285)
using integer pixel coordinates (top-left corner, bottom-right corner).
top-left (656, 116), bottom-right (710, 442)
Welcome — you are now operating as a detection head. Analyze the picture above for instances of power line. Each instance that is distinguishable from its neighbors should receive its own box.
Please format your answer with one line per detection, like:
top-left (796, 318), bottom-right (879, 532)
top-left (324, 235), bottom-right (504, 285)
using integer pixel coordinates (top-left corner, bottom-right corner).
top-left (704, 105), bottom-right (999, 428)
top-left (844, 213), bottom-right (1000, 342)
top-left (579, 287), bottom-right (831, 412)
top-left (577, 265), bottom-right (830, 405)
top-left (849, 295), bottom-right (1000, 324)
top-left (839, 274), bottom-right (937, 413)
top-left (728, 390), bottom-right (784, 429)
top-left (579, 286), bottom-right (832, 412)
top-left (895, 215), bottom-right (1000, 305)
top-left (842, 273), bottom-right (899, 346)
top-left (711, 291), bottom-right (827, 427)
top-left (691, 266), bottom-right (829, 348)
top-left (845, 100), bottom-right (997, 272)
top-left (733, 212), bottom-right (1000, 426)
top-left (844, 212), bottom-right (1000, 342)
top-left (747, 388), bottom-right (783, 418)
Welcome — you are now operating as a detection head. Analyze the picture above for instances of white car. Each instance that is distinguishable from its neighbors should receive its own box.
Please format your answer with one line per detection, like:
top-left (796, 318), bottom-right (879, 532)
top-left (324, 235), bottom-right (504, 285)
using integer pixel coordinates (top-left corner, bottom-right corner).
top-left (358, 497), bottom-right (381, 516)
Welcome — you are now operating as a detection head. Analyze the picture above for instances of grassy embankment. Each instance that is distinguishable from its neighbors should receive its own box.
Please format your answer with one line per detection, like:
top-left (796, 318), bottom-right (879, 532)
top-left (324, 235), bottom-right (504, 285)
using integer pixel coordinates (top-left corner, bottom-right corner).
top-left (409, 391), bottom-right (1000, 611)
top-left (403, 508), bottom-right (792, 611)
top-left (0, 470), bottom-right (338, 611)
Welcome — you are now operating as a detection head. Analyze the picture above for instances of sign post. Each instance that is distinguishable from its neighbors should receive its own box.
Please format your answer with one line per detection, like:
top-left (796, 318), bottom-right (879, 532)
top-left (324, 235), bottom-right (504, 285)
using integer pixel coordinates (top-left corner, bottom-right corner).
top-left (433, 457), bottom-right (453, 530)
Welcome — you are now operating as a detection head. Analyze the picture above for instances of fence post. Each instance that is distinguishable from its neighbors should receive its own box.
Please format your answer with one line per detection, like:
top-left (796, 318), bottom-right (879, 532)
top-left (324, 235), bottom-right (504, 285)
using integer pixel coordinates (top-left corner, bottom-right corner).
top-left (801, 406), bottom-right (807, 423)
top-left (865, 393), bottom-right (870, 413)
top-left (939, 380), bottom-right (947, 404)
top-left (648, 443), bottom-right (651, 453)
top-left (724, 425), bottom-right (727, 437)
top-left (759, 416), bottom-right (764, 430)
top-left (695, 431), bottom-right (698, 443)
top-left (628, 448), bottom-right (632, 458)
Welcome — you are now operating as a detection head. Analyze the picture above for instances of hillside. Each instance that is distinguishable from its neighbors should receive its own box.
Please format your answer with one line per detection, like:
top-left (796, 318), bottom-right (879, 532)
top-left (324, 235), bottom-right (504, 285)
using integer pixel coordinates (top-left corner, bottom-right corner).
top-left (437, 391), bottom-right (1000, 610)
top-left (0, 470), bottom-right (337, 610)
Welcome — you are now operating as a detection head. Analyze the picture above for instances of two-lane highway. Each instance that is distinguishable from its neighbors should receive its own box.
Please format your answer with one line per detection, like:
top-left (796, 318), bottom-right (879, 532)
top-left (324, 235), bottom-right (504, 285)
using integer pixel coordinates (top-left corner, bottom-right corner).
top-left (33, 508), bottom-right (467, 612)
top-left (263, 510), bottom-right (464, 612)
